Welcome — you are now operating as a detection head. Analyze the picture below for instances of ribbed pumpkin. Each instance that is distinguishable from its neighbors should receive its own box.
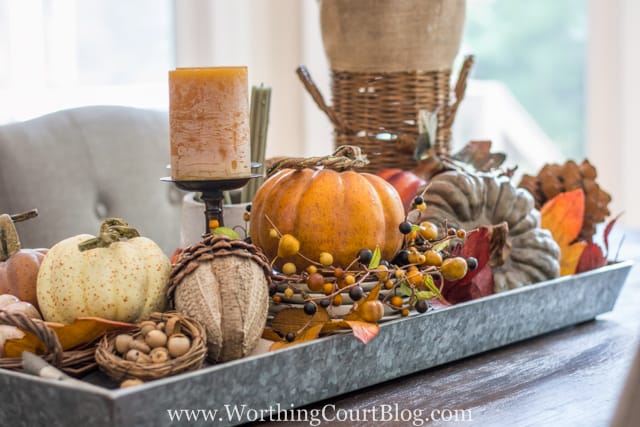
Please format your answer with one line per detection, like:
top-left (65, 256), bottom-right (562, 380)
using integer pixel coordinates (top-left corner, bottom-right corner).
top-left (37, 218), bottom-right (170, 323)
top-left (250, 168), bottom-right (404, 269)
top-left (417, 171), bottom-right (560, 292)
top-left (0, 213), bottom-right (47, 310)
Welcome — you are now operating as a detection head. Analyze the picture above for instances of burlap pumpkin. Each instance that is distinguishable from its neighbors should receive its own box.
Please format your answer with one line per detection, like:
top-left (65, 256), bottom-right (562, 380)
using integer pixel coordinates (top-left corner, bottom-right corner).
top-left (168, 236), bottom-right (271, 363)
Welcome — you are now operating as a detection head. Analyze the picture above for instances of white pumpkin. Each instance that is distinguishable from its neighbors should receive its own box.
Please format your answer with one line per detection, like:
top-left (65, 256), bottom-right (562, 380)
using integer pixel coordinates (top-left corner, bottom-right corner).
top-left (37, 219), bottom-right (170, 323)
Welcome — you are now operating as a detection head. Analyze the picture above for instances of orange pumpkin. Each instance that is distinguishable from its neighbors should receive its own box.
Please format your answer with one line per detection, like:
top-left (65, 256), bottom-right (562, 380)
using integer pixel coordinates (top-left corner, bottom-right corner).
top-left (250, 168), bottom-right (404, 269)
top-left (0, 213), bottom-right (47, 310)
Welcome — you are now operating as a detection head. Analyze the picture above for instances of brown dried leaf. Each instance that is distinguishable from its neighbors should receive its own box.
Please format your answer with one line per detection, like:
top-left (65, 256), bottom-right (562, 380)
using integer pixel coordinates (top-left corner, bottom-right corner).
top-left (261, 327), bottom-right (282, 342)
top-left (269, 324), bottom-right (324, 351)
top-left (4, 317), bottom-right (136, 357)
top-left (270, 306), bottom-right (330, 335)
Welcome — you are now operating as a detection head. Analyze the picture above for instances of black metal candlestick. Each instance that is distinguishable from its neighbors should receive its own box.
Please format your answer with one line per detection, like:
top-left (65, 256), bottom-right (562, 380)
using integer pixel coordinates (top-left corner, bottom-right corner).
top-left (161, 174), bottom-right (260, 235)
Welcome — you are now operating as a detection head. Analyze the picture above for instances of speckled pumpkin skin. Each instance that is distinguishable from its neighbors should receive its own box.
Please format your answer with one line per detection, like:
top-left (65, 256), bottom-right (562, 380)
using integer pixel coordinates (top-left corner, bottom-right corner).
top-left (418, 171), bottom-right (561, 292)
top-left (37, 235), bottom-right (170, 323)
top-left (250, 168), bottom-right (405, 269)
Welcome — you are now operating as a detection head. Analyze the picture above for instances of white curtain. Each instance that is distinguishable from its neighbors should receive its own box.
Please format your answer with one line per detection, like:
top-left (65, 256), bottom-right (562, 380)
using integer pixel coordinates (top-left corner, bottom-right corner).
top-left (587, 0), bottom-right (640, 226)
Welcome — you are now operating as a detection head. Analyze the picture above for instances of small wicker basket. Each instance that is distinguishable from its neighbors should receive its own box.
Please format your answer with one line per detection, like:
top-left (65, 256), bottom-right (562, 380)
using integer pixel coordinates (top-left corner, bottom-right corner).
top-left (95, 312), bottom-right (207, 382)
top-left (0, 310), bottom-right (96, 376)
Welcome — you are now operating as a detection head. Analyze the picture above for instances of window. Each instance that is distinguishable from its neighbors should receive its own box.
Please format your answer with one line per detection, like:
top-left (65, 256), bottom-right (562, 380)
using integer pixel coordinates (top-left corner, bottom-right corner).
top-left (0, 0), bottom-right (173, 124)
top-left (456, 0), bottom-right (587, 160)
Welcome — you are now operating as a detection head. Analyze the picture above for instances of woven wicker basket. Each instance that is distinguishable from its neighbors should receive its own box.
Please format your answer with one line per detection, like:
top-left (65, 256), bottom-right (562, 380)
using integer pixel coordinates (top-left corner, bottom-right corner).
top-left (302, 0), bottom-right (471, 173)
top-left (95, 311), bottom-right (206, 382)
top-left (297, 57), bottom-right (473, 173)
top-left (0, 310), bottom-right (97, 376)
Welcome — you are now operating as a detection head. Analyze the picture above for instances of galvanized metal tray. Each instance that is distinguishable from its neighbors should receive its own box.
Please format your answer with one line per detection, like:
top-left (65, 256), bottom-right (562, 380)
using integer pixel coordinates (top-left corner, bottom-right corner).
top-left (0, 261), bottom-right (633, 427)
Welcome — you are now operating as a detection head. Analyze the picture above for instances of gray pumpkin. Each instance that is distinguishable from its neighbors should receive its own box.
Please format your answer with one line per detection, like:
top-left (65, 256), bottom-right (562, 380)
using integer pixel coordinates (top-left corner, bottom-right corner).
top-left (418, 171), bottom-right (560, 292)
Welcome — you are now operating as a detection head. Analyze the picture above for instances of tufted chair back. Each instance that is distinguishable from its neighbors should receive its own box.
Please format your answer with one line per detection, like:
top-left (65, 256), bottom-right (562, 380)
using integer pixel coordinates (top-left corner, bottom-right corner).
top-left (0, 106), bottom-right (183, 255)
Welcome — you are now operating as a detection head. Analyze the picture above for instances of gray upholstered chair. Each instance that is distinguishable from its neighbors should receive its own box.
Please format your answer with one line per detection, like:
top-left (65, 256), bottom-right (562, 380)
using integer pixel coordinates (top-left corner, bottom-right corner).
top-left (0, 106), bottom-right (183, 255)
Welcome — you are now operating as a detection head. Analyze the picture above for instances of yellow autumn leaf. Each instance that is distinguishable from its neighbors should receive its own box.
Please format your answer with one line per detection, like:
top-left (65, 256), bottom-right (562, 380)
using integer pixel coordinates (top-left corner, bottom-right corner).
top-left (560, 241), bottom-right (588, 276)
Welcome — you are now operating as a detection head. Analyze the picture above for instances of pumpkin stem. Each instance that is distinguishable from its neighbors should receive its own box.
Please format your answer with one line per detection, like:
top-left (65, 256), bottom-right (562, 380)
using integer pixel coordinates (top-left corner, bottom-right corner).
top-left (9, 209), bottom-right (38, 223)
top-left (0, 214), bottom-right (21, 261)
top-left (78, 218), bottom-right (141, 252)
top-left (267, 145), bottom-right (369, 177)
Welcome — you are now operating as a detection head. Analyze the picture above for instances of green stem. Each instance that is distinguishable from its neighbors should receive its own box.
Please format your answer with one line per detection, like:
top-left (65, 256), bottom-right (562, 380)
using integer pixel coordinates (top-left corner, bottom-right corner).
top-left (78, 218), bottom-right (141, 252)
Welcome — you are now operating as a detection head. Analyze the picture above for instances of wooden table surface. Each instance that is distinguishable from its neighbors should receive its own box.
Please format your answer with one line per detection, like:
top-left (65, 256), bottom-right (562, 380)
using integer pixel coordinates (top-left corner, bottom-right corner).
top-left (259, 229), bottom-right (640, 427)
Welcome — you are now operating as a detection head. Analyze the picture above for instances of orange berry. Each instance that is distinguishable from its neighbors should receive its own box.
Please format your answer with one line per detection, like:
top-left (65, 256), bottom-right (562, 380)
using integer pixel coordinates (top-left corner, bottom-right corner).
top-left (284, 287), bottom-right (294, 299)
top-left (306, 273), bottom-right (324, 292)
top-left (269, 228), bottom-right (279, 239)
top-left (272, 295), bottom-right (282, 304)
top-left (408, 252), bottom-right (421, 264)
top-left (344, 274), bottom-right (356, 285)
top-left (441, 257), bottom-right (468, 281)
top-left (424, 250), bottom-right (443, 266)
top-left (306, 265), bottom-right (318, 275)
top-left (456, 229), bottom-right (467, 239)
top-left (419, 221), bottom-right (439, 241)
top-left (407, 269), bottom-right (423, 286)
top-left (359, 300), bottom-right (385, 323)
top-left (319, 252), bottom-right (334, 266)
top-left (333, 267), bottom-right (344, 278)
top-left (282, 262), bottom-right (297, 275)
top-left (384, 280), bottom-right (394, 290)
top-left (401, 308), bottom-right (410, 317)
top-left (332, 294), bottom-right (343, 306)
top-left (375, 265), bottom-right (389, 281)
top-left (278, 234), bottom-right (300, 258)
top-left (390, 295), bottom-right (403, 308)
top-left (208, 219), bottom-right (220, 229)
top-left (322, 283), bottom-right (335, 296)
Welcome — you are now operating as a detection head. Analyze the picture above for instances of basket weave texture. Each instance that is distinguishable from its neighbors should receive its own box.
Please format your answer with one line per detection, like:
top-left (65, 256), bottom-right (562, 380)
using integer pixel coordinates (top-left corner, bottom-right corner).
top-left (95, 311), bottom-right (206, 382)
top-left (303, 0), bottom-right (471, 173)
top-left (297, 56), bottom-right (474, 173)
top-left (0, 310), bottom-right (96, 376)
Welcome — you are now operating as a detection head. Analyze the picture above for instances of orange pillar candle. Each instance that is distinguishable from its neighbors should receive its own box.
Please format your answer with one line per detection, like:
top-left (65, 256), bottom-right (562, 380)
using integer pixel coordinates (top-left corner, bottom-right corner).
top-left (169, 67), bottom-right (251, 180)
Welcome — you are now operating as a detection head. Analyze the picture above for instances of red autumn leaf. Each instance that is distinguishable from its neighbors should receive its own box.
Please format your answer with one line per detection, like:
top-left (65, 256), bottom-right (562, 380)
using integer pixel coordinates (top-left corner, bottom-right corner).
top-left (604, 212), bottom-right (623, 256)
top-left (443, 265), bottom-right (494, 304)
top-left (541, 189), bottom-right (585, 247)
top-left (576, 242), bottom-right (607, 273)
top-left (444, 226), bottom-right (494, 303)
